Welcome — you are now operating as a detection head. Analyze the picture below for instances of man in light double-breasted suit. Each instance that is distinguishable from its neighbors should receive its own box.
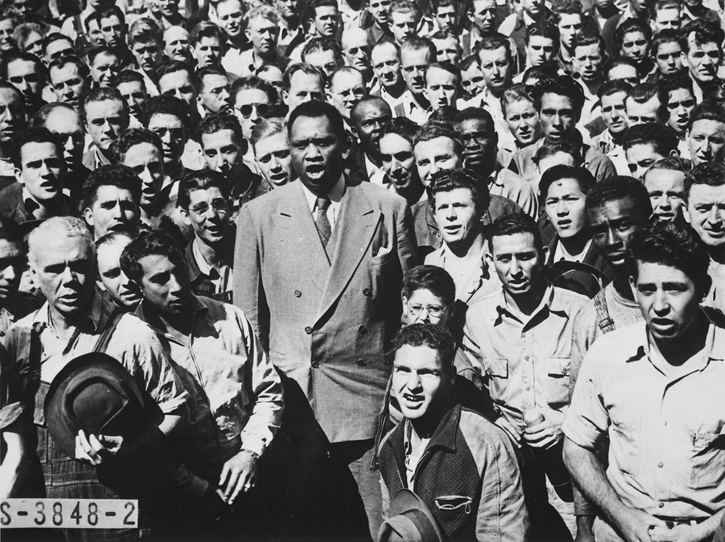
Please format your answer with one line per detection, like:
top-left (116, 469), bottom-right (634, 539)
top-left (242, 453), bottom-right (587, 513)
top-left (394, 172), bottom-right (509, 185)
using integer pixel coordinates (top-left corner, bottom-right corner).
top-left (233, 101), bottom-right (417, 538)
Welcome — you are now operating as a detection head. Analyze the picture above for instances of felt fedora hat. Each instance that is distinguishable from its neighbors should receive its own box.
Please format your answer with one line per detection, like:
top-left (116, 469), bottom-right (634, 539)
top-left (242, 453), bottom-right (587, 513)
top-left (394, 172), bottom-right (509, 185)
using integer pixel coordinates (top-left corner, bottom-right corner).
top-left (44, 352), bottom-right (163, 459)
top-left (378, 489), bottom-right (444, 542)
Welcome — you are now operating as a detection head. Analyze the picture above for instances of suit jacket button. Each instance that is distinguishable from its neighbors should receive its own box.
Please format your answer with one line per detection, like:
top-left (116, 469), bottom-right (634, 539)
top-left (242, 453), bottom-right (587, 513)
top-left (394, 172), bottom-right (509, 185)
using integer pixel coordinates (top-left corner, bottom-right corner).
top-left (294, 290), bottom-right (302, 297)
top-left (305, 326), bottom-right (313, 334)
top-left (312, 361), bottom-right (320, 368)
top-left (362, 288), bottom-right (371, 296)
top-left (356, 359), bottom-right (366, 366)
top-left (358, 325), bottom-right (366, 333)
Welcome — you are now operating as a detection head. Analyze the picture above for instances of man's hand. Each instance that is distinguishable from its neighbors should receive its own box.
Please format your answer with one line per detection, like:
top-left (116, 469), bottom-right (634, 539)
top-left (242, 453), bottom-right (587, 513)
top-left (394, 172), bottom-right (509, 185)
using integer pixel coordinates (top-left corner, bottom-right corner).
top-left (495, 416), bottom-right (523, 447)
top-left (612, 507), bottom-right (669, 542)
top-left (524, 409), bottom-right (564, 449)
top-left (75, 430), bottom-right (123, 466)
top-left (649, 524), bottom-right (709, 542)
top-left (219, 450), bottom-right (258, 505)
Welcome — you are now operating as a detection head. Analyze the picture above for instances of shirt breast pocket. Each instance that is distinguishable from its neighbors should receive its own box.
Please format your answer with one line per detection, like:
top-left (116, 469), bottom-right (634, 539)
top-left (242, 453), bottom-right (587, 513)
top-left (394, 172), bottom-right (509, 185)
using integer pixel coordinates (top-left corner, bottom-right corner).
top-left (545, 357), bottom-right (571, 408)
top-left (687, 430), bottom-right (725, 491)
top-left (486, 357), bottom-right (508, 400)
top-left (609, 414), bottom-right (642, 477)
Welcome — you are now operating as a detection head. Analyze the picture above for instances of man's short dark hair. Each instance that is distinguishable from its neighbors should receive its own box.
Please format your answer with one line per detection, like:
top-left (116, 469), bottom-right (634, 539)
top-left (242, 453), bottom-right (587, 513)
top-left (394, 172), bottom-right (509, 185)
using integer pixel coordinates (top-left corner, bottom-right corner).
top-left (157, 59), bottom-right (193, 81)
top-left (190, 21), bottom-right (226, 47)
top-left (199, 111), bottom-right (244, 143)
top-left (110, 128), bottom-right (163, 164)
top-left (413, 121), bottom-right (462, 158)
top-left (2, 51), bottom-right (46, 82)
top-left (80, 86), bottom-right (129, 125)
top-left (177, 169), bottom-right (230, 210)
top-left (534, 139), bottom-right (583, 166)
top-left (622, 122), bottom-right (679, 155)
top-left (659, 71), bottom-right (694, 98)
top-left (193, 65), bottom-right (228, 95)
top-left (539, 165), bottom-right (594, 201)
top-left (401, 36), bottom-right (436, 61)
top-left (616, 18), bottom-right (652, 55)
top-left (627, 83), bottom-right (669, 121)
top-left (12, 127), bottom-right (61, 169)
top-left (301, 37), bottom-right (344, 69)
top-left (488, 213), bottom-right (544, 256)
top-left (679, 19), bottom-right (724, 54)
top-left (597, 79), bottom-right (633, 100)
top-left (287, 100), bottom-right (347, 143)
top-left (685, 162), bottom-right (725, 195)
top-left (120, 230), bottom-right (186, 284)
top-left (42, 33), bottom-right (73, 56)
top-left (231, 75), bottom-right (277, 105)
top-left (688, 100), bottom-right (725, 131)
top-left (380, 116), bottom-right (419, 145)
top-left (392, 323), bottom-right (457, 373)
top-left (629, 221), bottom-right (711, 297)
top-left (48, 55), bottom-right (89, 80)
top-left (115, 69), bottom-right (146, 88)
top-left (453, 106), bottom-right (495, 128)
top-left (474, 33), bottom-right (512, 63)
top-left (282, 62), bottom-right (324, 92)
top-left (653, 28), bottom-right (680, 54)
top-left (573, 32), bottom-right (605, 58)
top-left (142, 94), bottom-right (189, 127)
top-left (82, 164), bottom-right (142, 210)
top-left (427, 168), bottom-right (490, 218)
top-left (585, 175), bottom-right (653, 219)
top-left (87, 45), bottom-right (119, 67)
top-left (401, 265), bottom-right (455, 306)
top-left (526, 19), bottom-right (559, 49)
top-left (533, 75), bottom-right (585, 114)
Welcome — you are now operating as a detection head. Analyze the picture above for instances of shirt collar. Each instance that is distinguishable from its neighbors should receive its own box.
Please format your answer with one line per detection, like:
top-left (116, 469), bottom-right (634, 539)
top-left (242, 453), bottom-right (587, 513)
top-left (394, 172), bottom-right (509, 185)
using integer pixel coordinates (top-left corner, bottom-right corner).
top-left (302, 174), bottom-right (346, 213)
top-left (494, 282), bottom-right (567, 323)
top-left (33, 291), bottom-right (106, 333)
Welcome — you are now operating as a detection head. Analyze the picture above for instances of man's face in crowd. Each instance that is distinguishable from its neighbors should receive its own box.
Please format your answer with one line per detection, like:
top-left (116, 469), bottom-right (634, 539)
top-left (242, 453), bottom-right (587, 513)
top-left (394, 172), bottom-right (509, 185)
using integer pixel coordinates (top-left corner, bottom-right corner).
top-left (246, 15), bottom-right (280, 56)
top-left (620, 30), bottom-right (649, 65)
top-left (147, 112), bottom-right (185, 165)
top-left (7, 59), bottom-right (42, 111)
top-left (96, 236), bottom-right (142, 309)
top-left (425, 66), bottom-right (458, 111)
top-left (0, 239), bottom-right (24, 302)
top-left (401, 47), bottom-right (431, 97)
top-left (435, 4), bottom-right (459, 32)
top-left (193, 36), bottom-right (223, 68)
top-left (558, 13), bottom-right (582, 50)
top-left (50, 63), bottom-right (89, 108)
top-left (432, 36), bottom-right (460, 65)
top-left (199, 73), bottom-right (230, 114)
top-left (390, 10), bottom-right (418, 44)
top-left (353, 100), bottom-right (391, 154)
top-left (342, 28), bottom-right (372, 76)
top-left (572, 43), bottom-right (604, 82)
top-left (87, 19), bottom-right (104, 48)
top-left (684, 33), bottom-right (721, 85)
top-left (401, 288), bottom-right (452, 327)
top-left (372, 42), bottom-right (402, 90)
top-left (625, 143), bottom-right (666, 180)
top-left (84, 186), bottom-right (140, 238)
top-left (468, 0), bottom-right (496, 34)
top-left (461, 62), bottom-right (485, 98)
top-left (540, 92), bottom-right (577, 141)
top-left (433, 187), bottom-right (481, 249)
top-left (521, 0), bottom-right (544, 17)
top-left (608, 63), bottom-right (639, 85)
top-left (380, 132), bottom-right (417, 189)
top-left (329, 71), bottom-right (366, 120)
top-left (305, 48), bottom-right (339, 82)
top-left (478, 46), bottom-right (512, 96)
top-left (688, 119), bottom-right (725, 166)
top-left (652, 6), bottom-right (680, 32)
top-left (283, 70), bottom-right (324, 112)
top-left (392, 344), bottom-right (454, 428)
top-left (234, 88), bottom-right (272, 140)
top-left (457, 116), bottom-right (497, 170)
top-left (159, 69), bottom-right (196, 107)
top-left (625, 95), bottom-right (663, 125)
top-left (138, 253), bottom-right (190, 318)
top-left (655, 41), bottom-right (684, 74)
top-left (15, 141), bottom-right (65, 203)
top-left (588, 196), bottom-right (645, 269)
top-left (684, 183), bottom-right (725, 248)
top-left (491, 231), bottom-right (544, 296)
top-left (289, 114), bottom-right (345, 195)
top-left (20, 30), bottom-right (43, 58)
top-left (414, 136), bottom-right (460, 186)
top-left (254, 131), bottom-right (295, 187)
top-left (131, 40), bottom-right (163, 74)
top-left (118, 79), bottom-right (148, 120)
top-left (217, 0), bottom-right (244, 39)
top-left (100, 15), bottom-right (125, 48)
top-left (527, 35), bottom-right (555, 67)
top-left (632, 261), bottom-right (701, 343)
top-left (545, 177), bottom-right (588, 240)
top-left (86, 99), bottom-right (127, 151)
top-left (43, 107), bottom-right (84, 173)
top-left (666, 87), bottom-right (695, 135)
top-left (182, 186), bottom-right (231, 245)
top-left (312, 6), bottom-right (339, 38)
top-left (505, 99), bottom-right (541, 146)
top-left (276, 0), bottom-right (297, 21)
top-left (90, 51), bottom-right (121, 87)
top-left (0, 19), bottom-right (13, 52)
top-left (369, 0), bottom-right (392, 25)
top-left (45, 39), bottom-right (75, 65)
top-left (644, 167), bottom-right (685, 223)
top-left (164, 26), bottom-right (192, 62)
top-left (202, 128), bottom-right (245, 178)
top-left (600, 91), bottom-right (628, 135)
top-left (121, 142), bottom-right (165, 210)
top-left (31, 232), bottom-right (94, 318)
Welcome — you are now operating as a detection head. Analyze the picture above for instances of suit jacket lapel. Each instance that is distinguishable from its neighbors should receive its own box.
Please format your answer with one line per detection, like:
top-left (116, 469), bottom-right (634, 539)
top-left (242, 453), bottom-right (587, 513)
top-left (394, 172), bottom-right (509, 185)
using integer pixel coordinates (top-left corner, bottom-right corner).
top-left (317, 183), bottom-right (379, 321)
top-left (280, 181), bottom-right (330, 294)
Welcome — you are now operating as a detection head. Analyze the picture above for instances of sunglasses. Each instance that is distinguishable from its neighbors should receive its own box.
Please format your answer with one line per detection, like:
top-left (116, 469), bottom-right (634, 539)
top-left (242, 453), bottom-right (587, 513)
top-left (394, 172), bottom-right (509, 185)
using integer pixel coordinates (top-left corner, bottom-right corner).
top-left (236, 103), bottom-right (272, 119)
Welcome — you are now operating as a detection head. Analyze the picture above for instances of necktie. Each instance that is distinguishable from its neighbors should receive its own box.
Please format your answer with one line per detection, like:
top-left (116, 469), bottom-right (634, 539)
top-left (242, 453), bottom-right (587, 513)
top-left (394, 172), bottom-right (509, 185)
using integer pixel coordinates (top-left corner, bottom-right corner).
top-left (315, 195), bottom-right (332, 248)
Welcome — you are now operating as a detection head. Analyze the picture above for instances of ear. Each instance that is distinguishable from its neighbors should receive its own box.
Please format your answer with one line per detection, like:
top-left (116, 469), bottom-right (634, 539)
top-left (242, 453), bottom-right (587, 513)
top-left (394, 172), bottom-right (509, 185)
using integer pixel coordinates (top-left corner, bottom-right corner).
top-left (245, 28), bottom-right (252, 42)
top-left (282, 89), bottom-right (290, 106)
top-left (542, 244), bottom-right (550, 263)
top-left (97, 278), bottom-right (108, 292)
top-left (628, 274), bottom-right (638, 299)
top-left (467, 9), bottom-right (475, 24)
top-left (682, 201), bottom-right (692, 225)
top-left (668, 148), bottom-right (680, 158)
top-left (83, 206), bottom-right (94, 227)
top-left (179, 207), bottom-right (191, 226)
top-left (14, 167), bottom-right (23, 186)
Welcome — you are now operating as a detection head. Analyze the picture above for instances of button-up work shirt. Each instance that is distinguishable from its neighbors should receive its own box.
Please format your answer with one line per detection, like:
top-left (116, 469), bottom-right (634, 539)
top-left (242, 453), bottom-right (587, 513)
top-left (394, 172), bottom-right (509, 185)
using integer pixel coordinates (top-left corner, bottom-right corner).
top-left (139, 295), bottom-right (283, 462)
top-left (564, 317), bottom-right (725, 519)
top-left (463, 284), bottom-right (588, 430)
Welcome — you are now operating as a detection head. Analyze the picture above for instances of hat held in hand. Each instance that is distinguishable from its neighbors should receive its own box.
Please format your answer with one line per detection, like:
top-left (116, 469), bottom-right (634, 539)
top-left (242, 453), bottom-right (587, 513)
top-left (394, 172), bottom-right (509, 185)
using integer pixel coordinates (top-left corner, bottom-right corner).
top-left (378, 489), bottom-right (444, 542)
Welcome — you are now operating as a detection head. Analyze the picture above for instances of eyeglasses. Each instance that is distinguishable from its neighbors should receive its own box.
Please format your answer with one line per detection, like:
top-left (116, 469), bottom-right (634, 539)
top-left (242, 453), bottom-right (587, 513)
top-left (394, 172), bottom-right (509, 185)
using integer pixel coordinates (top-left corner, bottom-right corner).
top-left (190, 199), bottom-right (228, 215)
top-left (407, 303), bottom-right (449, 319)
top-left (236, 103), bottom-right (271, 119)
top-left (150, 127), bottom-right (185, 139)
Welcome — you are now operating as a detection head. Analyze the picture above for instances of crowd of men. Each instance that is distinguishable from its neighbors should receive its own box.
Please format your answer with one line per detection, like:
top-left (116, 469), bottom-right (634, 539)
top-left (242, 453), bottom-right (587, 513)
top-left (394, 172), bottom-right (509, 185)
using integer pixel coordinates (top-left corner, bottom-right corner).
top-left (4, 0), bottom-right (725, 540)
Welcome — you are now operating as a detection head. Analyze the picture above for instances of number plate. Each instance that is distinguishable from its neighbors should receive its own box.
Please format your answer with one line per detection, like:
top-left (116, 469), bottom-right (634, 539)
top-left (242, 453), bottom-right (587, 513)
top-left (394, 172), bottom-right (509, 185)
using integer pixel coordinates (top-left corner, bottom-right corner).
top-left (1, 499), bottom-right (138, 529)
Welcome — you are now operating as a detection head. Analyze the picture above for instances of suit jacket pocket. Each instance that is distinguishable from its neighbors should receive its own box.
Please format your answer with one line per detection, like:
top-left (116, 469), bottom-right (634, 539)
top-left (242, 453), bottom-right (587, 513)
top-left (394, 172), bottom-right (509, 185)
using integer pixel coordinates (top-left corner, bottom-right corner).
top-left (435, 495), bottom-right (473, 514)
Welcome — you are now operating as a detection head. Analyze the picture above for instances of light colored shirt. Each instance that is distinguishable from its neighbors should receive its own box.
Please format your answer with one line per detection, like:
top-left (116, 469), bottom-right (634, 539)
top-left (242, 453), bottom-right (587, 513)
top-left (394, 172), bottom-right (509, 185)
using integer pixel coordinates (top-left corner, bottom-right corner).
top-left (302, 174), bottom-right (346, 229)
top-left (394, 90), bottom-right (429, 125)
top-left (192, 238), bottom-right (233, 299)
top-left (564, 317), bottom-right (725, 519)
top-left (463, 283), bottom-right (588, 430)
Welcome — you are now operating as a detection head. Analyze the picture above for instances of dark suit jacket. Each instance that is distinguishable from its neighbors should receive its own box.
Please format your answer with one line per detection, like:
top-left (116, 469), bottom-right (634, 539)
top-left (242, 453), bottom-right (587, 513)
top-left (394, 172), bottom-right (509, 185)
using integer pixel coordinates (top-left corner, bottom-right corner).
top-left (233, 178), bottom-right (417, 443)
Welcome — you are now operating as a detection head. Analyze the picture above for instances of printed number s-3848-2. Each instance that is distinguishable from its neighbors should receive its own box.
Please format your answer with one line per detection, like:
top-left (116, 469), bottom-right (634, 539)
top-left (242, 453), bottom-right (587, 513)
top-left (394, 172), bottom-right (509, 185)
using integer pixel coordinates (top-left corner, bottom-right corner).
top-left (1, 499), bottom-right (138, 529)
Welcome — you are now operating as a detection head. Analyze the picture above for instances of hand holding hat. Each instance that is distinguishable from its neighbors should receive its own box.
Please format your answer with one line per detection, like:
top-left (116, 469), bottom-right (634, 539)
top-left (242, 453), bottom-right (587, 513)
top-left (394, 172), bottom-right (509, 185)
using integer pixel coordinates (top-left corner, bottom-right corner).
top-left (75, 430), bottom-right (124, 466)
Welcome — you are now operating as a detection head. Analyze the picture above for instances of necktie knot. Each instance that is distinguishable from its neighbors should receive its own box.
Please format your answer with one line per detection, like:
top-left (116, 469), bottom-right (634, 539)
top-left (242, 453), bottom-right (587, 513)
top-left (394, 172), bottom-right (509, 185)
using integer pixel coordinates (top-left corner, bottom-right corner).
top-left (316, 195), bottom-right (331, 212)
top-left (315, 195), bottom-right (332, 251)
